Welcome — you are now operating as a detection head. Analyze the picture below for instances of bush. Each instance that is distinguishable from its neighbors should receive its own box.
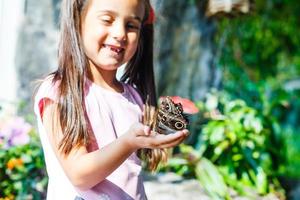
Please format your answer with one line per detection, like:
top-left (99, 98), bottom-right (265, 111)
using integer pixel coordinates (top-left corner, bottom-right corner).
top-left (0, 115), bottom-right (47, 199)
top-left (160, 91), bottom-right (285, 199)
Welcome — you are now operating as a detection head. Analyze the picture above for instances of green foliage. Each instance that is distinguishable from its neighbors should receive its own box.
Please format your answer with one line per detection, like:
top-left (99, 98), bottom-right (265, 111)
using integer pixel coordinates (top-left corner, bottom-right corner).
top-left (196, 157), bottom-right (231, 200)
top-left (216, 0), bottom-right (300, 81)
top-left (161, 144), bottom-right (232, 200)
top-left (279, 127), bottom-right (300, 177)
top-left (161, 91), bottom-right (285, 199)
top-left (0, 117), bottom-right (47, 199)
top-left (214, 0), bottom-right (300, 180)
top-left (198, 92), bottom-right (281, 195)
top-left (160, 0), bottom-right (299, 198)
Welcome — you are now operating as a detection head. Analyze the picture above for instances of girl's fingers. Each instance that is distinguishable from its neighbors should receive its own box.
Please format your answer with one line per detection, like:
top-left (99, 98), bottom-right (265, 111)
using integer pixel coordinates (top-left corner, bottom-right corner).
top-left (157, 132), bottom-right (187, 147)
top-left (159, 136), bottom-right (186, 148)
top-left (143, 126), bottom-right (151, 136)
top-left (146, 129), bottom-right (189, 148)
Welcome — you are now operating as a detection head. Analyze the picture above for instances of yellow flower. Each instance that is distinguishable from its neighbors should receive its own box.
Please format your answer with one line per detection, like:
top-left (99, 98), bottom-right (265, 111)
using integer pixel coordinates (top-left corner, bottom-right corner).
top-left (0, 195), bottom-right (15, 200)
top-left (6, 158), bottom-right (23, 170)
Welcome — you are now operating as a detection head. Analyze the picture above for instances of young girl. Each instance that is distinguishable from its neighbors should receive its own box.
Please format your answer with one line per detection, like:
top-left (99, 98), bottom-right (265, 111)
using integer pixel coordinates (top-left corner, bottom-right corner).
top-left (34, 0), bottom-right (189, 199)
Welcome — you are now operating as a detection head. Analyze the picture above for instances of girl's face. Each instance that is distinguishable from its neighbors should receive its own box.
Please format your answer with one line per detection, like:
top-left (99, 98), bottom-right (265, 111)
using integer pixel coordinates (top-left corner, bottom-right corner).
top-left (81, 0), bottom-right (145, 72)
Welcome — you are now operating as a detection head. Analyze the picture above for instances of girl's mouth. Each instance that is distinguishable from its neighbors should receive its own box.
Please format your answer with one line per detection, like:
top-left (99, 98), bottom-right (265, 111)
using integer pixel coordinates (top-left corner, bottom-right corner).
top-left (102, 44), bottom-right (125, 54)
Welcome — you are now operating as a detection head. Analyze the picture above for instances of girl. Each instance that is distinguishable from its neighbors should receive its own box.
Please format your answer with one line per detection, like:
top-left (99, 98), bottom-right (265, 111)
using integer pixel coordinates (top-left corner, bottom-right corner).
top-left (34, 0), bottom-right (189, 199)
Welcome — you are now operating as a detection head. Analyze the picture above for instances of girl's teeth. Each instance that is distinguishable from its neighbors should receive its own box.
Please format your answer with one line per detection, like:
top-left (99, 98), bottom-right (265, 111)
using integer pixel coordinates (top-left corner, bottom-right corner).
top-left (111, 47), bottom-right (121, 53)
top-left (103, 45), bottom-right (123, 53)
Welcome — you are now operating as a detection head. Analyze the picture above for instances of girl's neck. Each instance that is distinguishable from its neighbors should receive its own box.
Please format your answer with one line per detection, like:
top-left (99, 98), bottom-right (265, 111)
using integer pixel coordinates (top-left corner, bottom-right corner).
top-left (87, 65), bottom-right (123, 93)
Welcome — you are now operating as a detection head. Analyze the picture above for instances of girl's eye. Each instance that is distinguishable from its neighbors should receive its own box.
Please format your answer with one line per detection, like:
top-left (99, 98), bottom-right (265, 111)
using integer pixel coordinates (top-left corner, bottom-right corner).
top-left (126, 22), bottom-right (140, 30)
top-left (101, 19), bottom-right (112, 24)
top-left (99, 16), bottom-right (113, 24)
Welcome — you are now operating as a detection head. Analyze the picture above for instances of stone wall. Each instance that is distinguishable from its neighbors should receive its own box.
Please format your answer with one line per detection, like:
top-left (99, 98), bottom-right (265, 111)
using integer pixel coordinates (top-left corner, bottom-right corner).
top-left (151, 0), bottom-right (222, 100)
top-left (0, 0), bottom-right (60, 115)
top-left (16, 0), bottom-right (60, 114)
top-left (0, 0), bottom-right (25, 115)
top-left (1, 0), bottom-right (221, 114)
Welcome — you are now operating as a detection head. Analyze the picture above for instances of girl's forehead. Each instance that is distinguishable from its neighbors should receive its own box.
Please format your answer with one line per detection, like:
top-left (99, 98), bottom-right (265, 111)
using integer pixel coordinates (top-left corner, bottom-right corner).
top-left (87, 0), bottom-right (145, 17)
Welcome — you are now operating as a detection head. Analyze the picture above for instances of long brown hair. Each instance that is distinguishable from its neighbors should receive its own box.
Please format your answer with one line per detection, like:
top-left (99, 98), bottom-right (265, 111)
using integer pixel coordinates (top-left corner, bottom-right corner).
top-left (52, 0), bottom-right (166, 171)
top-left (121, 2), bottom-right (168, 171)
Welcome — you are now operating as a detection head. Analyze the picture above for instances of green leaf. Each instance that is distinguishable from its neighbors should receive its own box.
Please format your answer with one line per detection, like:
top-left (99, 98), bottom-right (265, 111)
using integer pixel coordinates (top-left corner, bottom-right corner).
top-left (256, 167), bottom-right (268, 195)
top-left (209, 126), bottom-right (225, 145)
top-left (167, 158), bottom-right (189, 167)
top-left (195, 158), bottom-right (231, 199)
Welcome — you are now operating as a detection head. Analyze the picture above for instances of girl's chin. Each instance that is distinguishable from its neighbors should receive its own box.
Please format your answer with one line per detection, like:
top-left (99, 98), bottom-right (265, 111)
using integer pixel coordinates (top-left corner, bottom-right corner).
top-left (95, 62), bottom-right (124, 71)
top-left (99, 56), bottom-right (126, 66)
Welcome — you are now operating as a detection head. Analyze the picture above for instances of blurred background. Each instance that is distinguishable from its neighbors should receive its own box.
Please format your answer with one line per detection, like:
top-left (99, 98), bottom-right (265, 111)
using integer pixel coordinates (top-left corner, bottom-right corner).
top-left (0, 0), bottom-right (299, 199)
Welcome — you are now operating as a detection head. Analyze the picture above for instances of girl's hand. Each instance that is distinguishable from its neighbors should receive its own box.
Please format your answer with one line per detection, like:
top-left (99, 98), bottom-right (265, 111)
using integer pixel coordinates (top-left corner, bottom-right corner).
top-left (123, 122), bottom-right (189, 151)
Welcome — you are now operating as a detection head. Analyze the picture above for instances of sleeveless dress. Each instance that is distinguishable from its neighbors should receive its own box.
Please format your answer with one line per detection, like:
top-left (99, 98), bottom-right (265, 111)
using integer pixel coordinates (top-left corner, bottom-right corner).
top-left (34, 77), bottom-right (147, 200)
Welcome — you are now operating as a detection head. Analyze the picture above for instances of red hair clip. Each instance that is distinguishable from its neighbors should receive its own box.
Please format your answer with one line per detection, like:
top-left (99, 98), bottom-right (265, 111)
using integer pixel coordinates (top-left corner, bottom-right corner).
top-left (145, 6), bottom-right (155, 25)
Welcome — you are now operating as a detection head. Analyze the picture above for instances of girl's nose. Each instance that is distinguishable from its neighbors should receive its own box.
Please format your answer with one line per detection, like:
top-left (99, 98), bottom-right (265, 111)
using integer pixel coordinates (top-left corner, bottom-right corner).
top-left (111, 22), bottom-right (126, 42)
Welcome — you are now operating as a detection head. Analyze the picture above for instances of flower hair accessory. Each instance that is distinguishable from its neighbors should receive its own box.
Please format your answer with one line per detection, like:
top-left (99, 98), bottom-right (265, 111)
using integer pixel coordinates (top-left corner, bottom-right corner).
top-left (144, 6), bottom-right (155, 25)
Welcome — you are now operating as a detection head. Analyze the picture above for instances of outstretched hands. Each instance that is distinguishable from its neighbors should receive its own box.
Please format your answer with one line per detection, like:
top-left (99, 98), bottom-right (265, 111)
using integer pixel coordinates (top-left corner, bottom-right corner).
top-left (123, 123), bottom-right (189, 151)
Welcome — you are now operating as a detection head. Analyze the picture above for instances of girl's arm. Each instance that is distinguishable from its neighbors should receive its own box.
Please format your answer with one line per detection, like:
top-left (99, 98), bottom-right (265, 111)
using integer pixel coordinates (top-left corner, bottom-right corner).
top-left (42, 102), bottom-right (188, 190)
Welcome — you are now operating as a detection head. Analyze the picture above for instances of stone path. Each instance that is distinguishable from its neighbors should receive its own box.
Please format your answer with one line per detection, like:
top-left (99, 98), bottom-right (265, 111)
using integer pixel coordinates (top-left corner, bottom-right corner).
top-left (144, 173), bottom-right (280, 200)
top-left (145, 177), bottom-right (211, 200)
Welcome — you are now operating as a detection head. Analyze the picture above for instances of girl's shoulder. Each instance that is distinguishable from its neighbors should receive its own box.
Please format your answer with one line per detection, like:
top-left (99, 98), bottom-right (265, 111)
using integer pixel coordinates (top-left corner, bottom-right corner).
top-left (34, 75), bottom-right (60, 103)
top-left (34, 75), bottom-right (60, 119)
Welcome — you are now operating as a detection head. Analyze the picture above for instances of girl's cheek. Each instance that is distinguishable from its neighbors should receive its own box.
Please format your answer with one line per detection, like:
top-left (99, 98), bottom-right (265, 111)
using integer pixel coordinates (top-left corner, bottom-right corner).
top-left (129, 33), bottom-right (140, 45)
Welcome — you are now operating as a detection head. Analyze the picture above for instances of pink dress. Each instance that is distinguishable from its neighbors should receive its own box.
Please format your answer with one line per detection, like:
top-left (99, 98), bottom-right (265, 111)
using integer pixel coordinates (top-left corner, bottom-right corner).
top-left (34, 77), bottom-right (147, 200)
